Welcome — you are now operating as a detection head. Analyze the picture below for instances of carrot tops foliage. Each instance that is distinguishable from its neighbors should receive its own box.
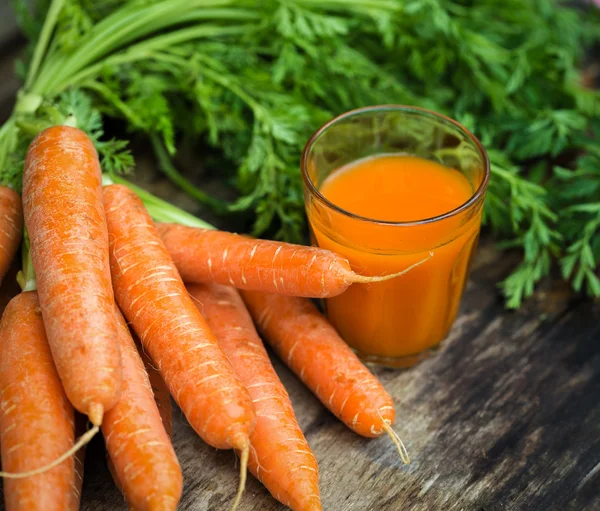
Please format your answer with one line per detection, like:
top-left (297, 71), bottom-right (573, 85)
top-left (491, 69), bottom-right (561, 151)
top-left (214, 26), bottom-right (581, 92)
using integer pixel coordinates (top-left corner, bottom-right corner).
top-left (3, 0), bottom-right (600, 308)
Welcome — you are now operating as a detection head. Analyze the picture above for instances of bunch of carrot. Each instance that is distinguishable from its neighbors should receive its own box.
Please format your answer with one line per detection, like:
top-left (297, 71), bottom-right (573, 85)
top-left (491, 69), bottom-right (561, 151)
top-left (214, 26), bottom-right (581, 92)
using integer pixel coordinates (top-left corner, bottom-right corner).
top-left (0, 126), bottom-right (410, 511)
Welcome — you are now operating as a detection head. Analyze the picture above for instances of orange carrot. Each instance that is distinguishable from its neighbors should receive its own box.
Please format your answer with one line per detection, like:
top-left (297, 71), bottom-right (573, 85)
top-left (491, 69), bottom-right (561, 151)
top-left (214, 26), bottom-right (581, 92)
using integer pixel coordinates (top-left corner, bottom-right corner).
top-left (139, 344), bottom-right (173, 438)
top-left (103, 184), bottom-right (255, 505)
top-left (0, 292), bottom-right (76, 510)
top-left (0, 185), bottom-right (22, 287)
top-left (22, 126), bottom-right (121, 426)
top-left (107, 338), bottom-right (174, 508)
top-left (158, 223), bottom-right (428, 298)
top-left (188, 283), bottom-right (322, 511)
top-left (103, 308), bottom-right (182, 511)
top-left (241, 291), bottom-right (409, 462)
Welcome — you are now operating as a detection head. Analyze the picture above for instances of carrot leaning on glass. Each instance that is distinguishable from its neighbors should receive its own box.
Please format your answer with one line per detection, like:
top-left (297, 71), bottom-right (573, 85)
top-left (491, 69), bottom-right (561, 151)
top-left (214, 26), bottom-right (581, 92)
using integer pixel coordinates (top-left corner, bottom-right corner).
top-left (188, 283), bottom-right (322, 511)
top-left (158, 223), bottom-right (425, 298)
top-left (0, 292), bottom-right (76, 511)
top-left (241, 291), bottom-right (409, 463)
top-left (103, 308), bottom-right (182, 511)
top-left (0, 185), bottom-right (22, 287)
top-left (22, 126), bottom-right (121, 426)
top-left (103, 184), bottom-right (256, 507)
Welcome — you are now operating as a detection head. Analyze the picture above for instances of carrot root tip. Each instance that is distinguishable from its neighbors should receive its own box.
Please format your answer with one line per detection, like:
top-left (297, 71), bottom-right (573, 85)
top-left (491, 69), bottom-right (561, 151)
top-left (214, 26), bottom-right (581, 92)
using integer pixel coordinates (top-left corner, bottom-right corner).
top-left (349, 252), bottom-right (433, 285)
top-left (88, 403), bottom-right (104, 426)
top-left (0, 425), bottom-right (99, 479)
top-left (230, 445), bottom-right (249, 511)
top-left (382, 422), bottom-right (410, 465)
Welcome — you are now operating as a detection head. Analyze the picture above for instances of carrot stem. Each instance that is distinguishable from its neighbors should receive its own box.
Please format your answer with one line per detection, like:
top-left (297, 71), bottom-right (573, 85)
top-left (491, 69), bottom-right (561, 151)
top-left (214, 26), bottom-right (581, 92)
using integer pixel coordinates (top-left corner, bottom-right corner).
top-left (0, 426), bottom-right (99, 479)
top-left (151, 134), bottom-right (227, 212)
top-left (16, 229), bottom-right (36, 292)
top-left (15, 118), bottom-right (52, 136)
top-left (104, 173), bottom-right (215, 229)
top-left (23, 0), bottom-right (66, 91)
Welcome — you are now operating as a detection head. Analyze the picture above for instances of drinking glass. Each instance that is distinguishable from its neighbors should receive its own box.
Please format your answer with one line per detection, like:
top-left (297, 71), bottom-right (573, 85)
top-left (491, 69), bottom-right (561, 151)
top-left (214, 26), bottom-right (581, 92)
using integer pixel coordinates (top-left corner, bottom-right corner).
top-left (301, 105), bottom-right (490, 368)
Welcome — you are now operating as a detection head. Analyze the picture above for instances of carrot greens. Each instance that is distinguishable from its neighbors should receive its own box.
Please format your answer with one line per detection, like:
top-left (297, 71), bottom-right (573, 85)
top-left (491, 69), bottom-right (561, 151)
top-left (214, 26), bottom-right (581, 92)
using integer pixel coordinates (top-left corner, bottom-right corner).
top-left (3, 0), bottom-right (600, 308)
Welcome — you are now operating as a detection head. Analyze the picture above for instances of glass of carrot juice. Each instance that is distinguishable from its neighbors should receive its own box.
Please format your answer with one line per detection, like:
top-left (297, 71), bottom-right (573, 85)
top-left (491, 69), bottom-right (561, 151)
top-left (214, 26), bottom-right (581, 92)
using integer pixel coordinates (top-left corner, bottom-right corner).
top-left (301, 105), bottom-right (490, 368)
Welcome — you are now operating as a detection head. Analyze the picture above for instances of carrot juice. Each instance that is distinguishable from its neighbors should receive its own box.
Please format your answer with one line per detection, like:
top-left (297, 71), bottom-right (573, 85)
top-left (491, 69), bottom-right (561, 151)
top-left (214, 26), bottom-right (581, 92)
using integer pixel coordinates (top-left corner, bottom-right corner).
top-left (302, 106), bottom-right (489, 367)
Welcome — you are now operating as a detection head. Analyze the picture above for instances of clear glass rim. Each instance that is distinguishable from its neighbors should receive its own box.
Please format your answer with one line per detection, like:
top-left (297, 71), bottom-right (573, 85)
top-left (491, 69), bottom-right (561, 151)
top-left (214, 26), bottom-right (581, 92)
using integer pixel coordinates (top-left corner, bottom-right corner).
top-left (300, 104), bottom-right (491, 227)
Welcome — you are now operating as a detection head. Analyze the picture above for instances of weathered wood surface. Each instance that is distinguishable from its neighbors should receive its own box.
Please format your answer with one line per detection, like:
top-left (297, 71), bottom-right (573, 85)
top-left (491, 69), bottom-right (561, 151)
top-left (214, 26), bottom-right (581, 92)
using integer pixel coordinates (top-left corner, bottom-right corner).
top-left (0, 11), bottom-right (599, 511)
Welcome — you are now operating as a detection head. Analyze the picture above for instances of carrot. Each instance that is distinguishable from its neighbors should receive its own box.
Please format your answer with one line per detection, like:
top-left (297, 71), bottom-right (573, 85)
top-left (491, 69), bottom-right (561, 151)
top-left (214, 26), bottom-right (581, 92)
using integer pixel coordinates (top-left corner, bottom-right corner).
top-left (0, 292), bottom-right (76, 510)
top-left (22, 125), bottom-right (121, 426)
top-left (157, 223), bottom-right (431, 298)
top-left (241, 291), bottom-right (409, 463)
top-left (103, 184), bottom-right (256, 506)
top-left (139, 344), bottom-right (173, 438)
top-left (0, 185), bottom-right (22, 287)
top-left (107, 335), bottom-right (174, 509)
top-left (103, 308), bottom-right (182, 511)
top-left (188, 283), bottom-right (322, 511)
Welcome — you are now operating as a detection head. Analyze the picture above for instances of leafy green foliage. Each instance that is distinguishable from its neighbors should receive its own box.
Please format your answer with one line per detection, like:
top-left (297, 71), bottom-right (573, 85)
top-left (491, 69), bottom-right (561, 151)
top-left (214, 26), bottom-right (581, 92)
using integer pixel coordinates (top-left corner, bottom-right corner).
top-left (554, 147), bottom-right (600, 298)
top-left (3, 0), bottom-right (600, 307)
top-left (55, 90), bottom-right (135, 174)
top-left (0, 89), bottom-right (132, 191)
top-left (483, 151), bottom-right (561, 308)
top-left (12, 0), bottom-right (51, 42)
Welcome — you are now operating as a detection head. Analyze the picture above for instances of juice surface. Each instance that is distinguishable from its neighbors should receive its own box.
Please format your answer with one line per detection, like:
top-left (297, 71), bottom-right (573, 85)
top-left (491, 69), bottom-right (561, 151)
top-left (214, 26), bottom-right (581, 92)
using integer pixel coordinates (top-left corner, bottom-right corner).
top-left (311, 154), bottom-right (481, 363)
top-left (321, 154), bottom-right (473, 222)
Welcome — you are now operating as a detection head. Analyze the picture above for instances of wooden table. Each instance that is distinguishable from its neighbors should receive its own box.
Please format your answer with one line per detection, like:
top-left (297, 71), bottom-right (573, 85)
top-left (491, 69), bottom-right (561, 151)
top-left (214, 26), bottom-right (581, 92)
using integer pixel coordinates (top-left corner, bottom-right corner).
top-left (1, 10), bottom-right (599, 511)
